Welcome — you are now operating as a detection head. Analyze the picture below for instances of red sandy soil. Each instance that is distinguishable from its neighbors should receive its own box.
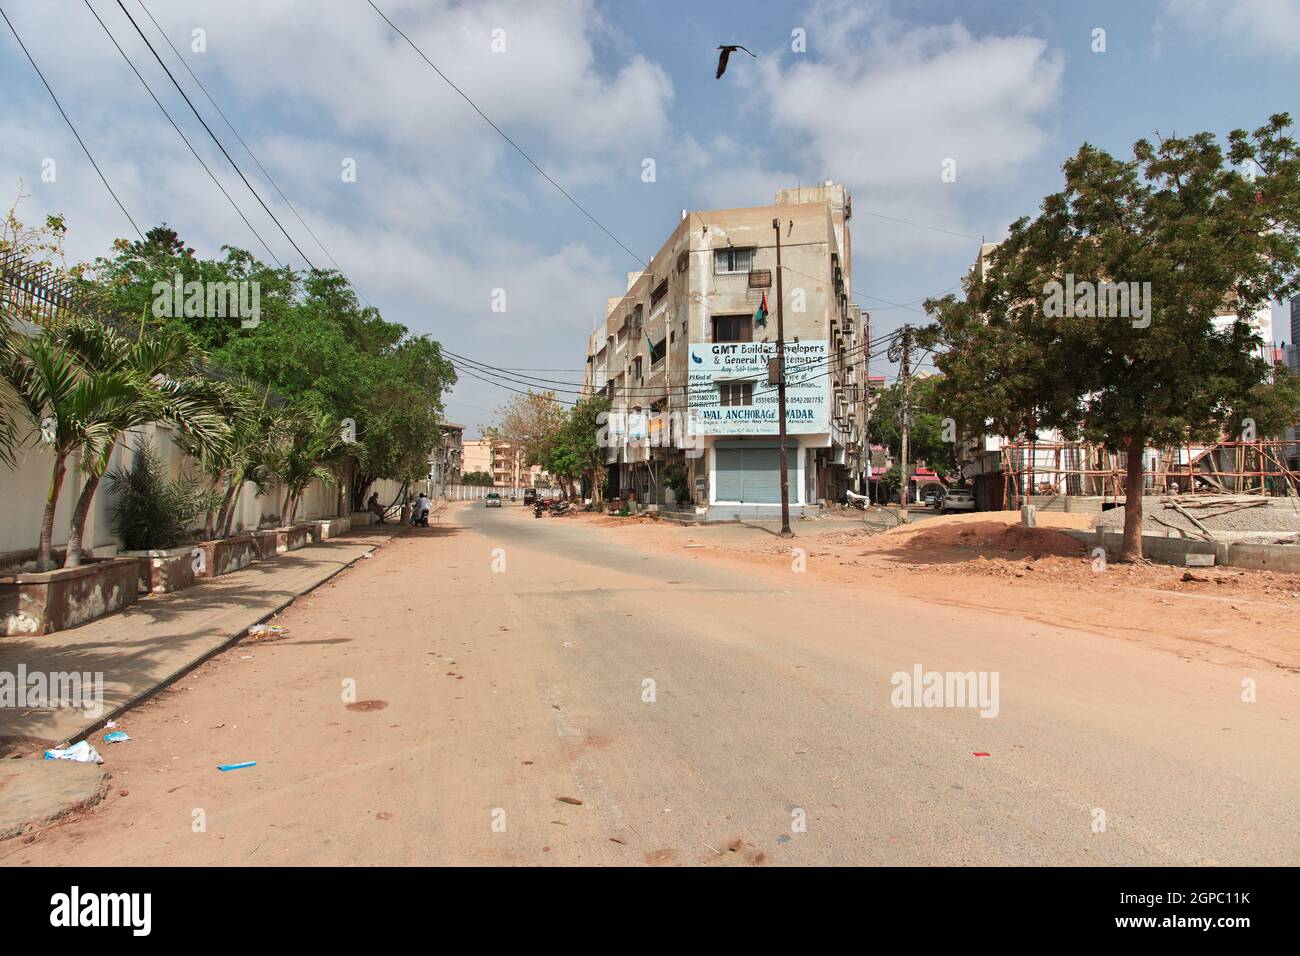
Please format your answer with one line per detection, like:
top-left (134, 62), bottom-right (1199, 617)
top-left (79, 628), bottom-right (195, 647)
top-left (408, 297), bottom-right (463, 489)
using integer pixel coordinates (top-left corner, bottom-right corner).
top-left (570, 509), bottom-right (1300, 672)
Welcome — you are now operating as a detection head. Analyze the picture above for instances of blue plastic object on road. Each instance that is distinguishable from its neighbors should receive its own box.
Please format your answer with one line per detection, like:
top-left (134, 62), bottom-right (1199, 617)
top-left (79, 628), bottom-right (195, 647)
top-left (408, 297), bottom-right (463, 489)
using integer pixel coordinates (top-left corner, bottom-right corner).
top-left (217, 761), bottom-right (256, 772)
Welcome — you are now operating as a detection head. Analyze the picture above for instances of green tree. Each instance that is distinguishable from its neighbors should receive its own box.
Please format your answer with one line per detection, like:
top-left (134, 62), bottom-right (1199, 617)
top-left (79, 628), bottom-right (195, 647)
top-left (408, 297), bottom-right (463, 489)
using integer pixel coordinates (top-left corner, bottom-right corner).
top-left (90, 231), bottom-right (455, 512)
top-left (56, 319), bottom-right (228, 566)
top-left (867, 376), bottom-right (957, 476)
top-left (927, 114), bottom-right (1300, 559)
top-left (545, 395), bottom-right (611, 502)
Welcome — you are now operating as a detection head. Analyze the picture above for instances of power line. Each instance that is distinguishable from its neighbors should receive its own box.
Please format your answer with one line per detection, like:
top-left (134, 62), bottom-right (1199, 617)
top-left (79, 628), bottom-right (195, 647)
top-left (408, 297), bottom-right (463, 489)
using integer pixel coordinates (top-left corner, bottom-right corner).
top-left (111, 0), bottom-right (317, 270)
top-left (82, 0), bottom-right (283, 267)
top-left (448, 325), bottom-right (903, 399)
top-left (0, 5), bottom-right (143, 240)
top-left (133, 0), bottom-right (358, 294)
top-left (364, 0), bottom-right (644, 267)
top-left (857, 208), bottom-right (983, 242)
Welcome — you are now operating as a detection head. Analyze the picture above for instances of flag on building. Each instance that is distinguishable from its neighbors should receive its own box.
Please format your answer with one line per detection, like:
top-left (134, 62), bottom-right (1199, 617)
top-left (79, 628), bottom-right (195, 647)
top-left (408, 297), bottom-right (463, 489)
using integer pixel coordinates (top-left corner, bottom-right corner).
top-left (754, 291), bottom-right (769, 328)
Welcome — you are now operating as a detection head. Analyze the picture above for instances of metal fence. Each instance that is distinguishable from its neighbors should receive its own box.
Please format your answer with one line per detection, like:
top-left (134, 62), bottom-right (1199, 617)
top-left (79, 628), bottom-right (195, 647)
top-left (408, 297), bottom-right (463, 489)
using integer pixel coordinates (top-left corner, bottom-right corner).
top-left (0, 250), bottom-right (92, 327)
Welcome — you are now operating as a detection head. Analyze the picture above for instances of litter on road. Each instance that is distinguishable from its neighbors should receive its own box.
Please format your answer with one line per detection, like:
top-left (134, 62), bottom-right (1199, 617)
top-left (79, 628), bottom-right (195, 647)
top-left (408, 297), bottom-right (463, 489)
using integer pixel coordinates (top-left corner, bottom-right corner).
top-left (44, 741), bottom-right (104, 764)
top-left (217, 761), bottom-right (257, 772)
top-left (103, 731), bottom-right (130, 744)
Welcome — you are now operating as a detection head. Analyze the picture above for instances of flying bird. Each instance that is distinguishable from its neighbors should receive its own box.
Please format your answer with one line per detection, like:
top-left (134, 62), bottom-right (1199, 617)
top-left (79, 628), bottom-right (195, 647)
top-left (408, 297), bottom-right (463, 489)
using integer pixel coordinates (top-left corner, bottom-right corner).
top-left (715, 44), bottom-right (756, 79)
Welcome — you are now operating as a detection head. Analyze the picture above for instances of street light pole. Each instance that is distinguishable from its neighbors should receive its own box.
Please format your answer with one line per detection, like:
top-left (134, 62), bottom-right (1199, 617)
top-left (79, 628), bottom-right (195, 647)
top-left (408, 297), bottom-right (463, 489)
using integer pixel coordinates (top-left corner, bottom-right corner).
top-left (773, 217), bottom-right (793, 538)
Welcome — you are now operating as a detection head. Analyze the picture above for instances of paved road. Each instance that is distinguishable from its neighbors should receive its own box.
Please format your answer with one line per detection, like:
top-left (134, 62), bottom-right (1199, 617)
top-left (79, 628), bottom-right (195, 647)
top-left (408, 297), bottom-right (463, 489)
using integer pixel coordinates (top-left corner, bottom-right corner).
top-left (6, 502), bottom-right (1296, 865)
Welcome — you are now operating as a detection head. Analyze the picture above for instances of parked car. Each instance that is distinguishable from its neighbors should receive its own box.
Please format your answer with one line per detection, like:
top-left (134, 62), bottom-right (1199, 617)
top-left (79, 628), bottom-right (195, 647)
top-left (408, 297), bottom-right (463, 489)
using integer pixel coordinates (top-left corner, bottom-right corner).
top-left (484, 492), bottom-right (502, 508)
top-left (923, 491), bottom-right (940, 509)
top-left (941, 489), bottom-right (976, 513)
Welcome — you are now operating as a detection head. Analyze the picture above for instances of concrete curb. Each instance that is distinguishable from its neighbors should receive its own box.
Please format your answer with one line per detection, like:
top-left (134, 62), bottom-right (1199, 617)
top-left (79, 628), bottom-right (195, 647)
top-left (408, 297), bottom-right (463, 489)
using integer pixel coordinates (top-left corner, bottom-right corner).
top-left (1068, 528), bottom-right (1300, 572)
top-left (0, 760), bottom-right (109, 842)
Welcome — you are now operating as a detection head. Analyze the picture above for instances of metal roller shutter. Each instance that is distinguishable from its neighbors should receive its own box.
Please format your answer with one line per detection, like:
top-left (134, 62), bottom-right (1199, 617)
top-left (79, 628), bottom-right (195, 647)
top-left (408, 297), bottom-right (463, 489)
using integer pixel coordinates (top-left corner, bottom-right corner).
top-left (714, 447), bottom-right (784, 503)
top-left (715, 448), bottom-right (744, 502)
top-left (740, 448), bottom-right (782, 503)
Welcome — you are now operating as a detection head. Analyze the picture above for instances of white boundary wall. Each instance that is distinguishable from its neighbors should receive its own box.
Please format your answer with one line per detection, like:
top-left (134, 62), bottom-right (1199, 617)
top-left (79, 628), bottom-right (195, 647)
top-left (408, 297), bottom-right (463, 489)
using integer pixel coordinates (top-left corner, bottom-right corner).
top-left (0, 417), bottom-right (365, 558)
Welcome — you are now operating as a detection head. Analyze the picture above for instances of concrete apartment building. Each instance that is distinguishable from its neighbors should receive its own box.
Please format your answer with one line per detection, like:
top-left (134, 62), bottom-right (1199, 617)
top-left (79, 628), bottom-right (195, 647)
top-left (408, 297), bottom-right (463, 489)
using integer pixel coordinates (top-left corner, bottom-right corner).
top-left (461, 437), bottom-right (551, 489)
top-left (582, 183), bottom-right (869, 518)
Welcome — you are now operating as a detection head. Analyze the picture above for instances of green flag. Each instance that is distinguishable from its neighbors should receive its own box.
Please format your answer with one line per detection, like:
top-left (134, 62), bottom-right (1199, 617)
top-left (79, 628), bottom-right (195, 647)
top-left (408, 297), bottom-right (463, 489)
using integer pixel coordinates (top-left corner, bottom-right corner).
top-left (754, 290), bottom-right (769, 328)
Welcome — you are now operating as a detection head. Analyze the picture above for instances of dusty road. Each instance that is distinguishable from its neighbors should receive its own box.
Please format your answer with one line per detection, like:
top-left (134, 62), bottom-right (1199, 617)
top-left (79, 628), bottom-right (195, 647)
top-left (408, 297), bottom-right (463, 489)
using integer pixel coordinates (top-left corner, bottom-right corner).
top-left (4, 501), bottom-right (1296, 866)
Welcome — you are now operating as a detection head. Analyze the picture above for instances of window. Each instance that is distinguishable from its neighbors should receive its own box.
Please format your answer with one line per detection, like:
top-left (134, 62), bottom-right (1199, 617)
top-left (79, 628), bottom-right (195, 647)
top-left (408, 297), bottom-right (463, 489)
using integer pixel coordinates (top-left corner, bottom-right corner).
top-left (633, 356), bottom-right (643, 380)
top-left (651, 279), bottom-right (668, 309)
top-left (712, 314), bottom-right (752, 343)
top-left (714, 247), bottom-right (754, 274)
top-left (719, 382), bottom-right (753, 406)
top-left (649, 337), bottom-right (666, 366)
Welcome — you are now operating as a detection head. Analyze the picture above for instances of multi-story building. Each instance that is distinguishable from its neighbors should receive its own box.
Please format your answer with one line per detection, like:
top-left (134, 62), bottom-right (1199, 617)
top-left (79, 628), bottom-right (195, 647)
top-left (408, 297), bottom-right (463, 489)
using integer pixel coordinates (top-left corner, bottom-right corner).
top-left (461, 436), bottom-right (551, 489)
top-left (581, 183), bottom-right (868, 517)
top-left (428, 422), bottom-right (464, 495)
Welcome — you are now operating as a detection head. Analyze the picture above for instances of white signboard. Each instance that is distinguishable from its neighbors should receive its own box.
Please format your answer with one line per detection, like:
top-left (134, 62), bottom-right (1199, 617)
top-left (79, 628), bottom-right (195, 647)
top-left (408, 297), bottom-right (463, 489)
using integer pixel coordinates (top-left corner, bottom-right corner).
top-left (687, 340), bottom-right (829, 435)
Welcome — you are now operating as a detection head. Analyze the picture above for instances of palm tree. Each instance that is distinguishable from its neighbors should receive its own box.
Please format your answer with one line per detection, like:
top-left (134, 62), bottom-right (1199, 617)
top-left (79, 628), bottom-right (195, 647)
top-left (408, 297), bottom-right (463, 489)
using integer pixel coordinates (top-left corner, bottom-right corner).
top-left (56, 320), bottom-right (228, 566)
top-left (2, 318), bottom-right (228, 569)
top-left (3, 335), bottom-right (139, 570)
top-left (271, 408), bottom-right (354, 526)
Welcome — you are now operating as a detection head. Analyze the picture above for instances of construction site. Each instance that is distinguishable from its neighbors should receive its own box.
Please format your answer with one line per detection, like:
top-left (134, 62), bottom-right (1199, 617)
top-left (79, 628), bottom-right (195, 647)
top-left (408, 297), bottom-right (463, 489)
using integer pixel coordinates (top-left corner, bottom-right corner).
top-left (969, 439), bottom-right (1300, 550)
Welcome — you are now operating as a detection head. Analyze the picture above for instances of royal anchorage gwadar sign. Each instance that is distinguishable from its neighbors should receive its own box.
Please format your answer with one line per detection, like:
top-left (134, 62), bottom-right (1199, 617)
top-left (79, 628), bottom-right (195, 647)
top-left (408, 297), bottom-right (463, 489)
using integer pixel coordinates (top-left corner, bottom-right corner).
top-left (687, 341), bottom-right (829, 435)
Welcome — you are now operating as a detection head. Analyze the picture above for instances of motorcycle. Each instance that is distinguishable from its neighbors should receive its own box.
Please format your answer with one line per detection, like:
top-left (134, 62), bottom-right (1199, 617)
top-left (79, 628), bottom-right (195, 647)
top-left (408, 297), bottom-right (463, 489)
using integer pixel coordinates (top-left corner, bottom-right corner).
top-left (533, 501), bottom-right (544, 518)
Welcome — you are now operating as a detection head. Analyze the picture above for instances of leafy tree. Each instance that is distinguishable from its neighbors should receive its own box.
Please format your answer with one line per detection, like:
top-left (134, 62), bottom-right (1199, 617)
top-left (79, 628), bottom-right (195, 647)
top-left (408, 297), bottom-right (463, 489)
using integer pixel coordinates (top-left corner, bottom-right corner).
top-left (540, 395), bottom-right (611, 502)
top-left (493, 390), bottom-right (567, 468)
top-left (460, 470), bottom-right (494, 486)
top-left (88, 232), bottom-right (455, 512)
top-left (927, 114), bottom-right (1300, 559)
top-left (867, 376), bottom-right (957, 476)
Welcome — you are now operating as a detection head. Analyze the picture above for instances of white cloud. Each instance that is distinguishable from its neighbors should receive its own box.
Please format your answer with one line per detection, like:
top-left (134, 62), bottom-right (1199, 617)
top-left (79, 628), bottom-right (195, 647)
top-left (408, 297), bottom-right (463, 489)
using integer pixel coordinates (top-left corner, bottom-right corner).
top-left (1163, 0), bottom-right (1300, 57)
top-left (746, 0), bottom-right (1064, 258)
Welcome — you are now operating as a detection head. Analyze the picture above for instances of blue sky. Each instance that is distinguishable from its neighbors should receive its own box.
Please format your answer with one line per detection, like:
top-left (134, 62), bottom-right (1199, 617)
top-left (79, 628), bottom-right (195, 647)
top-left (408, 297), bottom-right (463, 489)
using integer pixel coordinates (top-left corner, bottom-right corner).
top-left (3, 0), bottom-right (1298, 434)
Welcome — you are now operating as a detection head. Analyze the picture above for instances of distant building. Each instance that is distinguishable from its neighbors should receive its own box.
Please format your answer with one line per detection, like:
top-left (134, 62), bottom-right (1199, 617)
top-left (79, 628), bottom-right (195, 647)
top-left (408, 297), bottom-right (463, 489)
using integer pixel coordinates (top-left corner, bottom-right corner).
top-left (460, 436), bottom-right (550, 488)
top-left (429, 422), bottom-right (464, 494)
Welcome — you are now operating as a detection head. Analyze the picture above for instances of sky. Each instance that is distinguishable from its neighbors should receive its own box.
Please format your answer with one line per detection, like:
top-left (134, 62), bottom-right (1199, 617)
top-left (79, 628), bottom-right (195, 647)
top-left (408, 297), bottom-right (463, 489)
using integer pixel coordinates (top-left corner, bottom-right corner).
top-left (2, 0), bottom-right (1299, 436)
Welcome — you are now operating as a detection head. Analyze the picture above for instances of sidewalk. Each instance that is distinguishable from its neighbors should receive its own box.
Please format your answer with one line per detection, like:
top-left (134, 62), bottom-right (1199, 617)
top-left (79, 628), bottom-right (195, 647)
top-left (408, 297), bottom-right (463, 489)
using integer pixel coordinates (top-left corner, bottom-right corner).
top-left (0, 525), bottom-right (402, 749)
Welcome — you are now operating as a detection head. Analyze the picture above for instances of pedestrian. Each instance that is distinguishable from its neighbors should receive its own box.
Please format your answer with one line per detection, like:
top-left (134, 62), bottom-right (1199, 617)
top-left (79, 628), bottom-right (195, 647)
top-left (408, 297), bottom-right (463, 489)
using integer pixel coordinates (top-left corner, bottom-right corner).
top-left (413, 492), bottom-right (431, 527)
top-left (367, 491), bottom-right (385, 525)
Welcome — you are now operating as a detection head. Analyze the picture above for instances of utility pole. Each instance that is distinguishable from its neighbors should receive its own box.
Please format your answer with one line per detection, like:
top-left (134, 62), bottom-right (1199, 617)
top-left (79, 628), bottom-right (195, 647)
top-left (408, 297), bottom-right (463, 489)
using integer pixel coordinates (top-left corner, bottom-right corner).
top-left (891, 324), bottom-right (914, 513)
top-left (772, 217), bottom-right (793, 538)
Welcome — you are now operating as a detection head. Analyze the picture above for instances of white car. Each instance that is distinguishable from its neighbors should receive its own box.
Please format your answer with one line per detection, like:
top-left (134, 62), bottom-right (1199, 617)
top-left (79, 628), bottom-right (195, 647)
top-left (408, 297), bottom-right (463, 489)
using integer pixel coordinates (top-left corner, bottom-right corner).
top-left (941, 489), bottom-right (976, 513)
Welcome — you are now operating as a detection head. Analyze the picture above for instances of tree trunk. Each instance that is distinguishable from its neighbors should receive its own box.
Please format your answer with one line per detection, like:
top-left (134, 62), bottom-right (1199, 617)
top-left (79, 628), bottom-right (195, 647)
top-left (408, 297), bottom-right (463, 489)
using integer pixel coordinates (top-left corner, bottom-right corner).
top-left (1121, 438), bottom-right (1145, 561)
top-left (37, 454), bottom-right (68, 572)
top-left (210, 471), bottom-right (232, 539)
top-left (220, 479), bottom-right (243, 537)
top-left (282, 488), bottom-right (294, 525)
top-left (202, 476), bottom-right (219, 541)
top-left (216, 478), bottom-right (240, 538)
top-left (63, 472), bottom-right (103, 568)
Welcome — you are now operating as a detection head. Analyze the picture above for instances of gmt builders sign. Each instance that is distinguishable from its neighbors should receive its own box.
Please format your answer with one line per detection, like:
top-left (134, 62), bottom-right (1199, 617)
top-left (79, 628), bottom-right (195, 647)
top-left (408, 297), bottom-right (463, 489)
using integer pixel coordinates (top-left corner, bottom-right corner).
top-left (687, 340), bottom-right (830, 435)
